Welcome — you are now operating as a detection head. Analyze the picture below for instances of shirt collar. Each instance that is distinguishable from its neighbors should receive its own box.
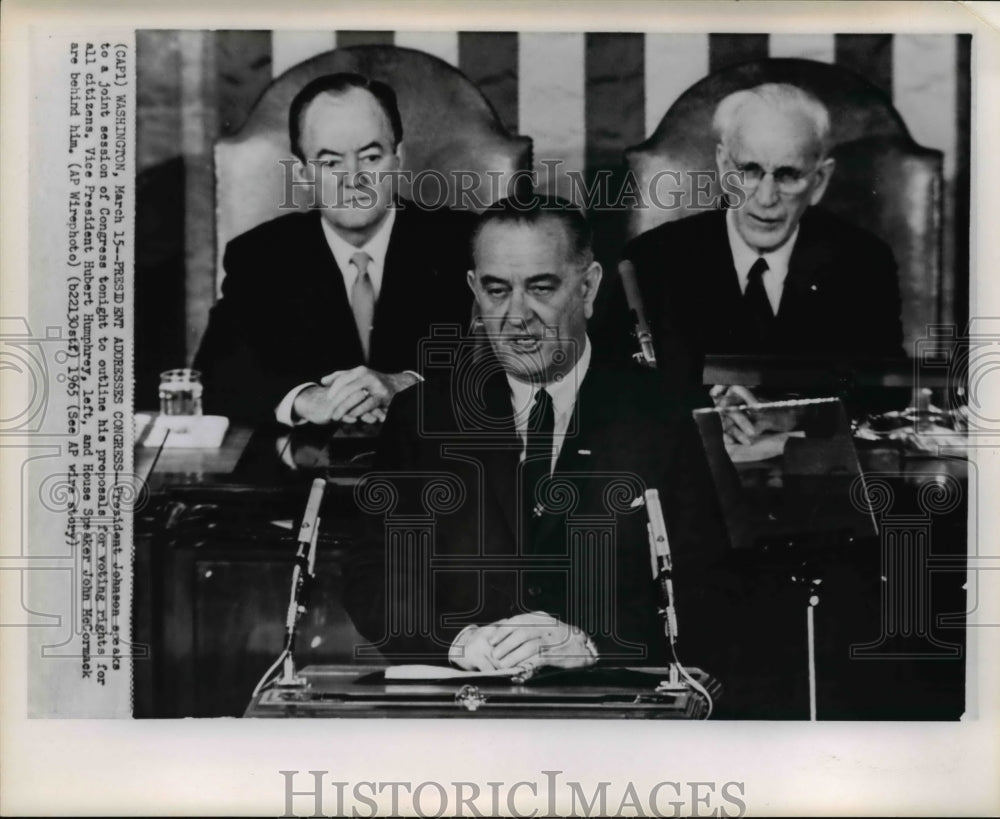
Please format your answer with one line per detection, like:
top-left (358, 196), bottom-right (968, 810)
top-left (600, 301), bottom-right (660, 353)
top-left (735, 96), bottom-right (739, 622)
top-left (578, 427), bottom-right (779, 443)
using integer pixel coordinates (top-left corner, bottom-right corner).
top-left (321, 207), bottom-right (397, 293)
top-left (506, 336), bottom-right (592, 423)
top-left (726, 207), bottom-right (799, 290)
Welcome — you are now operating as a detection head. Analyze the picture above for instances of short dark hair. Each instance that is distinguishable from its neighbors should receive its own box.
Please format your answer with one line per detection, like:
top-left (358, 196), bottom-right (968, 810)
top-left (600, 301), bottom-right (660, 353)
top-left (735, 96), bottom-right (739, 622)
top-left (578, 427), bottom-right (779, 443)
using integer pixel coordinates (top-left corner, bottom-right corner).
top-left (472, 194), bottom-right (594, 267)
top-left (288, 73), bottom-right (404, 161)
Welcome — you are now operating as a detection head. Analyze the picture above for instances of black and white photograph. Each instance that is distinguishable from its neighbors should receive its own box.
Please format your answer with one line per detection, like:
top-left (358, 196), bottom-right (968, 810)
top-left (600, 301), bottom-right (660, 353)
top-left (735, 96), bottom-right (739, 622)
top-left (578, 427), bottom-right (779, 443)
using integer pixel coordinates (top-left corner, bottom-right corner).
top-left (2, 1), bottom-right (999, 816)
top-left (131, 26), bottom-right (972, 720)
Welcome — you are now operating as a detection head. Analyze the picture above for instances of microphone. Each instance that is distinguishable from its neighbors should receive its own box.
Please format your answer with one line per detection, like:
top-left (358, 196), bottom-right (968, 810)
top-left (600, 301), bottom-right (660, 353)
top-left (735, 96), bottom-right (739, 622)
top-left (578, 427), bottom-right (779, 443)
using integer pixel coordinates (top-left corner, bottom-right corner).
top-left (618, 259), bottom-right (657, 368)
top-left (645, 488), bottom-right (678, 646)
top-left (285, 477), bottom-right (325, 630)
top-left (296, 477), bottom-right (326, 571)
top-left (254, 477), bottom-right (326, 693)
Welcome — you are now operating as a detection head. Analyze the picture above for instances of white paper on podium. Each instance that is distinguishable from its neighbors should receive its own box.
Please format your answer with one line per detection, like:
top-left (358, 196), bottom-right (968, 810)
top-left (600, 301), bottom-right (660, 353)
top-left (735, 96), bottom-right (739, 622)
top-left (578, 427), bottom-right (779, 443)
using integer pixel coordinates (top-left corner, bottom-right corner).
top-left (383, 665), bottom-right (522, 681)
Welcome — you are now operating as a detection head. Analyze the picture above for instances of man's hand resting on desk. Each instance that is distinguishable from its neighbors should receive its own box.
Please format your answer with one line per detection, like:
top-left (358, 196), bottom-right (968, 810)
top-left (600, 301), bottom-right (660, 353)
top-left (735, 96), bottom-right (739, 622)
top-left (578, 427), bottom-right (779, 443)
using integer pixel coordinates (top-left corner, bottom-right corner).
top-left (449, 612), bottom-right (598, 673)
top-left (711, 384), bottom-right (761, 445)
top-left (711, 384), bottom-right (800, 445)
top-left (292, 367), bottom-right (420, 425)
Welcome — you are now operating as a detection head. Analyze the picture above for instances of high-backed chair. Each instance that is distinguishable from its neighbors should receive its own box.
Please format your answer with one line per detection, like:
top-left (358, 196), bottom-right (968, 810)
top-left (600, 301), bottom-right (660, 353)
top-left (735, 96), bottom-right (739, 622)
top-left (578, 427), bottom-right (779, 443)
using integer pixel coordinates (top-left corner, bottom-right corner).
top-left (625, 58), bottom-right (942, 354)
top-left (215, 45), bottom-right (533, 288)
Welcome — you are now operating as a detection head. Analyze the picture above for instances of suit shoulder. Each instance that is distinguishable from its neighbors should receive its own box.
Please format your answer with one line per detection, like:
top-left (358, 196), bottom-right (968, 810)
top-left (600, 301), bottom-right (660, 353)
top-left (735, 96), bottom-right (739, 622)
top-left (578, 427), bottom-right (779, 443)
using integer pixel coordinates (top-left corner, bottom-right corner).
top-left (625, 209), bottom-right (725, 258)
top-left (225, 211), bottom-right (319, 254)
top-left (805, 208), bottom-right (894, 256)
top-left (395, 203), bottom-right (476, 266)
top-left (587, 364), bottom-right (707, 422)
top-left (398, 201), bottom-right (476, 234)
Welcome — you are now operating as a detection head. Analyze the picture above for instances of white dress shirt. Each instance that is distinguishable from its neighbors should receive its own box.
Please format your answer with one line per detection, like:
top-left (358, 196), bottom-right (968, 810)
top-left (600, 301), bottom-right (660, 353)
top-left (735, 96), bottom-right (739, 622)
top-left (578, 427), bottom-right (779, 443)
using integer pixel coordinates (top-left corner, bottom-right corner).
top-left (274, 209), bottom-right (397, 426)
top-left (726, 208), bottom-right (800, 316)
top-left (449, 338), bottom-right (597, 663)
top-left (321, 207), bottom-right (396, 303)
top-left (506, 337), bottom-right (592, 472)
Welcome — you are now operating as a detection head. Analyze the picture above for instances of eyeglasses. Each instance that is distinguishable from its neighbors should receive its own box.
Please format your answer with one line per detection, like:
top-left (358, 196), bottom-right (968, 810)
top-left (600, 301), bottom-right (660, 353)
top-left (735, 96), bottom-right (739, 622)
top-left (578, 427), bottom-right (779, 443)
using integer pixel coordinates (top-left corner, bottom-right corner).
top-left (725, 156), bottom-right (820, 195)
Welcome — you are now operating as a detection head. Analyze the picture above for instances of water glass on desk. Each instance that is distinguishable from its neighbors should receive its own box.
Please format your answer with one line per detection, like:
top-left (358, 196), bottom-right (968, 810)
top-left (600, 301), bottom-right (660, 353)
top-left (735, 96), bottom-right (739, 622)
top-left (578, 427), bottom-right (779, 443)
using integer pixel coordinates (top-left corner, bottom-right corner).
top-left (159, 368), bottom-right (203, 416)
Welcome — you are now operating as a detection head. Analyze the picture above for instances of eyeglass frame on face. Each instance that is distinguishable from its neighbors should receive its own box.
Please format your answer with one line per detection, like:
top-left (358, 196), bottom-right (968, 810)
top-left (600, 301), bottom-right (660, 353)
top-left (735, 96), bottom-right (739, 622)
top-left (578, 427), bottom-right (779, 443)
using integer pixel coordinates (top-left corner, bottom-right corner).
top-left (720, 148), bottom-right (825, 196)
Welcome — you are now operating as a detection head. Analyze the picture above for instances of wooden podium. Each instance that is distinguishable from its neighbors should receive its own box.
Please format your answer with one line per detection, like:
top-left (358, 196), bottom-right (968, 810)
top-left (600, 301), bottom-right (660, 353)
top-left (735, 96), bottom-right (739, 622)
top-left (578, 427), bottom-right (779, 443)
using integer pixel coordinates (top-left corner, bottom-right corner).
top-left (245, 665), bottom-right (720, 719)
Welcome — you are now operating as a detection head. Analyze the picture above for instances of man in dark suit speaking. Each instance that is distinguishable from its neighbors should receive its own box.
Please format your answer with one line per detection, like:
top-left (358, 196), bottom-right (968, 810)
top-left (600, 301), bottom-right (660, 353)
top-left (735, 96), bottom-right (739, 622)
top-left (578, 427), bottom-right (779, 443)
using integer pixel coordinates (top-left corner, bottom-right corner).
top-left (606, 82), bottom-right (904, 388)
top-left (344, 196), bottom-right (731, 675)
top-left (194, 73), bottom-right (474, 425)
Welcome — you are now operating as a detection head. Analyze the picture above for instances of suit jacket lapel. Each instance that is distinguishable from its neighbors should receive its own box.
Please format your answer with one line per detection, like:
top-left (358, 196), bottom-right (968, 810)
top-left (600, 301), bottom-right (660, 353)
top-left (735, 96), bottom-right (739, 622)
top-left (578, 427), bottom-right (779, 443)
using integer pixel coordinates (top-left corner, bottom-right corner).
top-left (778, 211), bottom-right (829, 323)
top-left (466, 346), bottom-right (522, 549)
top-left (531, 368), bottom-right (612, 550)
top-left (369, 206), bottom-right (427, 365)
top-left (706, 210), bottom-right (747, 333)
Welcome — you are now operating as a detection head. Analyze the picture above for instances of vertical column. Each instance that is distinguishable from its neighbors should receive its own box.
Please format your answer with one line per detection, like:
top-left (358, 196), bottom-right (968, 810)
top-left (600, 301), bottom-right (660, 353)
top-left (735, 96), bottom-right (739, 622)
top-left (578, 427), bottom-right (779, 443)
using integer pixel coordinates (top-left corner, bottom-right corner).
top-left (271, 31), bottom-right (336, 75)
top-left (518, 32), bottom-right (583, 200)
top-left (383, 523), bottom-right (433, 644)
top-left (568, 521), bottom-right (646, 661)
top-left (394, 32), bottom-right (459, 66)
top-left (768, 34), bottom-right (835, 63)
top-left (644, 33), bottom-right (709, 137)
top-left (459, 32), bottom-right (518, 134)
top-left (851, 515), bottom-right (961, 658)
top-left (708, 34), bottom-right (768, 74)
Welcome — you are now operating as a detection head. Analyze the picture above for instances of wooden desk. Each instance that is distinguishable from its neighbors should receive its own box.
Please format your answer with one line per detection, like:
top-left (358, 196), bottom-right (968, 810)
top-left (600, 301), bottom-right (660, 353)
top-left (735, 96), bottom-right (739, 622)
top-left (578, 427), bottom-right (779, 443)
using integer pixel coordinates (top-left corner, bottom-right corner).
top-left (135, 423), bottom-right (254, 491)
top-left (133, 420), bottom-right (379, 717)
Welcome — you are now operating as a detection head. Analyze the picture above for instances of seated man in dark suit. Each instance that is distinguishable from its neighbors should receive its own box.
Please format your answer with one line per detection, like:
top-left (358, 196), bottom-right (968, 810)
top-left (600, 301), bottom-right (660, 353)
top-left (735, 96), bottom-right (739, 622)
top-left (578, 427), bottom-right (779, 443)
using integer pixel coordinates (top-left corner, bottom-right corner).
top-left (194, 73), bottom-right (474, 425)
top-left (603, 83), bottom-right (904, 402)
top-left (344, 195), bottom-right (732, 679)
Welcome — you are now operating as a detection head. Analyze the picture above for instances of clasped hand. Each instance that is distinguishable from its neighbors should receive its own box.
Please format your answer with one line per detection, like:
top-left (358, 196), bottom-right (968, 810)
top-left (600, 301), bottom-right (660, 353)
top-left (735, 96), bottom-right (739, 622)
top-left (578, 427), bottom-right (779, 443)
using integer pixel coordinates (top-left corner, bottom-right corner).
top-left (449, 612), bottom-right (597, 674)
top-left (292, 366), bottom-right (419, 425)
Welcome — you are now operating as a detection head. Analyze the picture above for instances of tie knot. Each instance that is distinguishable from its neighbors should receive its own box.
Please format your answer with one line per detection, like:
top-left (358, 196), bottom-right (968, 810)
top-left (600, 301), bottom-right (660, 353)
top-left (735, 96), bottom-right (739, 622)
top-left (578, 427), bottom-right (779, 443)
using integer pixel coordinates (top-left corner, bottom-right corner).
top-left (532, 387), bottom-right (552, 411)
top-left (527, 388), bottom-right (554, 431)
top-left (748, 257), bottom-right (769, 281)
top-left (351, 251), bottom-right (372, 278)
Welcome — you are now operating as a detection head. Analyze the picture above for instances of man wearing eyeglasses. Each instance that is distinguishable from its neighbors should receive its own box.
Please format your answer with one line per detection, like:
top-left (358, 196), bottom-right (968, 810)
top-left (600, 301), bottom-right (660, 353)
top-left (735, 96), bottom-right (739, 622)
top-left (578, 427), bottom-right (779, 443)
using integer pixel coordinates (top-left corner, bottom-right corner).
top-left (606, 82), bottom-right (904, 409)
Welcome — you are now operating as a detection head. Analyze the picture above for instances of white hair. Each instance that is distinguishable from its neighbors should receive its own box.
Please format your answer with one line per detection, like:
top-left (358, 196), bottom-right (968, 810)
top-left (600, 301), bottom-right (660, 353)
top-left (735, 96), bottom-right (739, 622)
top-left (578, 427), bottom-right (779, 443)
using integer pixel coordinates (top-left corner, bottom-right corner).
top-left (712, 83), bottom-right (831, 157)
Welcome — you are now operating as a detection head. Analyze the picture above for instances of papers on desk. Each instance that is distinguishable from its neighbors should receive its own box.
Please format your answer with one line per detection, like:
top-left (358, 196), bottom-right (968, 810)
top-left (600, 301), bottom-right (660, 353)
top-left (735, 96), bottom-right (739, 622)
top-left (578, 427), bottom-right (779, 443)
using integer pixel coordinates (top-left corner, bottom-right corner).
top-left (135, 413), bottom-right (229, 448)
top-left (384, 664), bottom-right (522, 681)
top-left (725, 430), bottom-right (806, 463)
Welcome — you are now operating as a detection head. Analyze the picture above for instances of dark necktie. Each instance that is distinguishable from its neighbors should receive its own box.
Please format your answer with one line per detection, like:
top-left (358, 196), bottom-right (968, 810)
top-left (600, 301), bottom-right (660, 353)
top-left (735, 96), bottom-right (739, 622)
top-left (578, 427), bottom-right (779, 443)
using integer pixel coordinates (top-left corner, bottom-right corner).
top-left (350, 251), bottom-right (375, 362)
top-left (743, 256), bottom-right (774, 342)
top-left (522, 388), bottom-right (555, 550)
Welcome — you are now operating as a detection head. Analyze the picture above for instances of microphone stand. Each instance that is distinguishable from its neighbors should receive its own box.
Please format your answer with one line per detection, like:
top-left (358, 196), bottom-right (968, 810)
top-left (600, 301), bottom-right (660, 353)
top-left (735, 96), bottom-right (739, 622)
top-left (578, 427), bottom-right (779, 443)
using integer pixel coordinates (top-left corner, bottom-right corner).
top-left (790, 568), bottom-right (823, 721)
top-left (644, 489), bottom-right (714, 717)
top-left (252, 478), bottom-right (326, 697)
top-left (618, 260), bottom-right (657, 368)
top-left (644, 489), bottom-right (684, 689)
